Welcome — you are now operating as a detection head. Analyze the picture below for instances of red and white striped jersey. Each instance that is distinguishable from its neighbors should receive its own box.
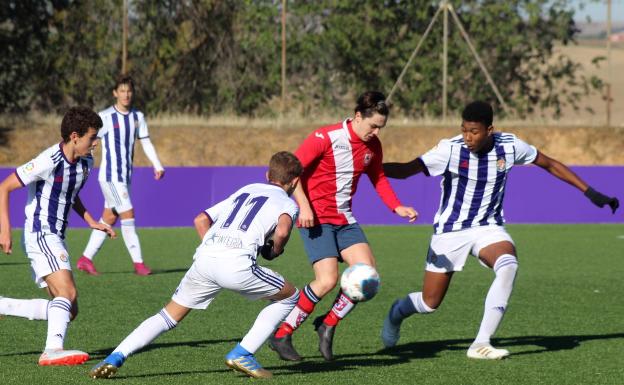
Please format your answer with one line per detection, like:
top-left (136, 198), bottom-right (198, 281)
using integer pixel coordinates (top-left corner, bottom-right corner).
top-left (295, 119), bottom-right (402, 225)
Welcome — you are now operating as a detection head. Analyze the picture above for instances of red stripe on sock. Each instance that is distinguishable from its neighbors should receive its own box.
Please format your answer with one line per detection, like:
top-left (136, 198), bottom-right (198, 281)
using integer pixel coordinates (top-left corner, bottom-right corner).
top-left (274, 323), bottom-right (294, 339)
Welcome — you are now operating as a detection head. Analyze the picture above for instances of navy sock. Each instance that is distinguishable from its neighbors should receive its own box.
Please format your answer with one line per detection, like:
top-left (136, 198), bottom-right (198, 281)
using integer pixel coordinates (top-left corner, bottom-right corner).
top-left (390, 296), bottom-right (417, 324)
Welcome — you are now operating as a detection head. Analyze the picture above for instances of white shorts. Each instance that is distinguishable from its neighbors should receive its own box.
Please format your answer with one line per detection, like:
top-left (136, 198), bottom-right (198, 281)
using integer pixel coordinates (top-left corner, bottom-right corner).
top-left (425, 225), bottom-right (514, 273)
top-left (22, 231), bottom-right (72, 288)
top-left (100, 180), bottom-right (133, 213)
top-left (171, 254), bottom-right (285, 310)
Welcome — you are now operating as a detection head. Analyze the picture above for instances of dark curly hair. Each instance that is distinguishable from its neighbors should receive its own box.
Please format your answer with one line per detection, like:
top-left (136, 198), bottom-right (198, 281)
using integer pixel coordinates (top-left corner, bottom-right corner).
top-left (60, 106), bottom-right (103, 142)
top-left (268, 151), bottom-right (303, 185)
top-left (462, 101), bottom-right (494, 127)
top-left (355, 91), bottom-right (389, 118)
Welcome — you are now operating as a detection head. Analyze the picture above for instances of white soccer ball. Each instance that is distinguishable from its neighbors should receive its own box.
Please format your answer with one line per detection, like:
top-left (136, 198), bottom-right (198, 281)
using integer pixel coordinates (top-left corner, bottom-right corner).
top-left (340, 263), bottom-right (380, 302)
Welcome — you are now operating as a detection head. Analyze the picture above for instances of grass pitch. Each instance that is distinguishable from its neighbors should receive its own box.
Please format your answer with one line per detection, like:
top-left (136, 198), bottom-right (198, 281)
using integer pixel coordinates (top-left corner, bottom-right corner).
top-left (0, 224), bottom-right (623, 384)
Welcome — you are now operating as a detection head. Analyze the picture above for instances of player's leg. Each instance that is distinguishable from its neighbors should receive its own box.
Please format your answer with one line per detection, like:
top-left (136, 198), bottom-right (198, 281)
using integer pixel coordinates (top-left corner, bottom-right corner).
top-left (89, 300), bottom-right (190, 379)
top-left (0, 297), bottom-right (49, 320)
top-left (270, 225), bottom-right (340, 361)
top-left (227, 271), bottom-right (299, 379)
top-left (382, 270), bottom-right (452, 348)
top-left (78, 181), bottom-right (120, 275)
top-left (304, 240), bottom-right (370, 361)
top-left (467, 229), bottom-right (517, 360)
top-left (118, 208), bottom-right (151, 275)
top-left (39, 268), bottom-right (90, 366)
top-left (382, 230), bottom-right (473, 348)
top-left (90, 259), bottom-right (213, 378)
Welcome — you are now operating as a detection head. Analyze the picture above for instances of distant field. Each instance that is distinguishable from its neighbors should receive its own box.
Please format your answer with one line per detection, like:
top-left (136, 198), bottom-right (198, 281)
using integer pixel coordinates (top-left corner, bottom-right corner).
top-left (1, 225), bottom-right (623, 384)
top-left (1, 43), bottom-right (622, 167)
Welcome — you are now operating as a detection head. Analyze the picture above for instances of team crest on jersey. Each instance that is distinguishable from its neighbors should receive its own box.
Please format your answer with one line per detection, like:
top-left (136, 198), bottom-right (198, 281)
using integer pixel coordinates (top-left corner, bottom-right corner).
top-left (23, 162), bottom-right (35, 173)
top-left (58, 253), bottom-right (68, 262)
top-left (81, 163), bottom-right (89, 178)
top-left (496, 157), bottom-right (506, 171)
top-left (364, 153), bottom-right (372, 166)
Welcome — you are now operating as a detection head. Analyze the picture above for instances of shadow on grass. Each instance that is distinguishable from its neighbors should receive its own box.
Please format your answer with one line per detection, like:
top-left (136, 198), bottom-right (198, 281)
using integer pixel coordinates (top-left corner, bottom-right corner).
top-left (88, 337), bottom-right (241, 359)
top-left (96, 268), bottom-right (188, 275)
top-left (270, 331), bottom-right (624, 375)
top-left (0, 261), bottom-right (29, 266)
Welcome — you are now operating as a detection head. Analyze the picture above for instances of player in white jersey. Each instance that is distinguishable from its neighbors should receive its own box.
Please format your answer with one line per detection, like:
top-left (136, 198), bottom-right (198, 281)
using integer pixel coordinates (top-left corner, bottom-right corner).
top-left (0, 107), bottom-right (115, 366)
top-left (380, 101), bottom-right (619, 359)
top-left (77, 74), bottom-right (164, 276)
top-left (89, 151), bottom-right (303, 380)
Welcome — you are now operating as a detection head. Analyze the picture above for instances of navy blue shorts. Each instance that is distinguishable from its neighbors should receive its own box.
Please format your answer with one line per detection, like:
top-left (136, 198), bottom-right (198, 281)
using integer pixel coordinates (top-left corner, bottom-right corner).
top-left (299, 223), bottom-right (369, 264)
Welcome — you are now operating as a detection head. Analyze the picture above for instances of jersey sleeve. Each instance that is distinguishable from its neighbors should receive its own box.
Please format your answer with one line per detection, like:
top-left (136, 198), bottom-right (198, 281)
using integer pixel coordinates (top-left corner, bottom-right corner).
top-left (15, 152), bottom-right (54, 186)
top-left (97, 112), bottom-right (109, 138)
top-left (419, 139), bottom-right (452, 176)
top-left (513, 136), bottom-right (538, 165)
top-left (366, 141), bottom-right (402, 211)
top-left (204, 197), bottom-right (232, 223)
top-left (136, 112), bottom-right (150, 139)
top-left (281, 199), bottom-right (299, 224)
top-left (294, 130), bottom-right (328, 169)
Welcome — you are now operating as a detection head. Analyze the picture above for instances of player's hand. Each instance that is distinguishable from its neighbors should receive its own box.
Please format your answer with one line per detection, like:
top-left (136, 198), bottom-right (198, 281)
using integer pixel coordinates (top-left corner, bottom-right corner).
top-left (154, 169), bottom-right (165, 180)
top-left (91, 222), bottom-right (117, 239)
top-left (584, 187), bottom-right (619, 214)
top-left (297, 205), bottom-right (315, 228)
top-left (395, 205), bottom-right (418, 222)
top-left (0, 231), bottom-right (12, 254)
top-left (259, 240), bottom-right (282, 261)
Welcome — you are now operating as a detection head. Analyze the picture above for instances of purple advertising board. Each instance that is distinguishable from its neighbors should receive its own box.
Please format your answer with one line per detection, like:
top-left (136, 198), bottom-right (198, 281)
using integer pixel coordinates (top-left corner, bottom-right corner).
top-left (0, 166), bottom-right (621, 228)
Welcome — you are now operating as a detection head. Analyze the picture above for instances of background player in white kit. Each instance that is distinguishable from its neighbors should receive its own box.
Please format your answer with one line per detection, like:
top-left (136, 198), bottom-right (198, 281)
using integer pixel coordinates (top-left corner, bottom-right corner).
top-left (381, 101), bottom-right (619, 359)
top-left (0, 107), bottom-right (115, 365)
top-left (89, 151), bottom-right (303, 379)
top-left (77, 74), bottom-right (164, 276)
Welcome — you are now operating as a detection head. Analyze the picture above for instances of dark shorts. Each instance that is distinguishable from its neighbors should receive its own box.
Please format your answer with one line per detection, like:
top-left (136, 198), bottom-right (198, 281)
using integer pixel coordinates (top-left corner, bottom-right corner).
top-left (299, 223), bottom-right (369, 264)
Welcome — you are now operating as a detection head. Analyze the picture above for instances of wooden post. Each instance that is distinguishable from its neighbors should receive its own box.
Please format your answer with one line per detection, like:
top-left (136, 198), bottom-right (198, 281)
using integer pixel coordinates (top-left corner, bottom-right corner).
top-left (442, 1), bottom-right (448, 121)
top-left (281, 0), bottom-right (287, 115)
top-left (122, 0), bottom-right (128, 74)
top-left (606, 0), bottom-right (612, 127)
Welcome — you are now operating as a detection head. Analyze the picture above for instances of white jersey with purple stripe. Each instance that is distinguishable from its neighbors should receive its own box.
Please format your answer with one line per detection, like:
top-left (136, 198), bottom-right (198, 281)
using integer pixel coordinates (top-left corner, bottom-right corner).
top-left (98, 105), bottom-right (149, 183)
top-left (197, 183), bottom-right (298, 263)
top-left (420, 132), bottom-right (537, 234)
top-left (15, 143), bottom-right (93, 239)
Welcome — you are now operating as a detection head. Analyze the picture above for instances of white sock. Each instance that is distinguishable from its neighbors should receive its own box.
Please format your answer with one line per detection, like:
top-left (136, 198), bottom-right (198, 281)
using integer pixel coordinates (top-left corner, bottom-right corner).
top-left (113, 309), bottom-right (177, 358)
top-left (45, 297), bottom-right (72, 350)
top-left (0, 298), bottom-right (49, 320)
top-left (474, 254), bottom-right (518, 345)
top-left (121, 218), bottom-right (143, 263)
top-left (83, 219), bottom-right (109, 260)
top-left (241, 289), bottom-right (299, 354)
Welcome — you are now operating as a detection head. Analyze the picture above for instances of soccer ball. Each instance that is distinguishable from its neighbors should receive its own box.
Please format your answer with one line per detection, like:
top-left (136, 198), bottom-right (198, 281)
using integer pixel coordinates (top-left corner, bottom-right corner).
top-left (340, 263), bottom-right (380, 302)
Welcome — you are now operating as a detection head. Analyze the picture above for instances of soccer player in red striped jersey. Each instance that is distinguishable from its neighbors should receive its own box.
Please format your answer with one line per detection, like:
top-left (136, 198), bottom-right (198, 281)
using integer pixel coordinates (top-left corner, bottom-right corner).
top-left (268, 91), bottom-right (417, 361)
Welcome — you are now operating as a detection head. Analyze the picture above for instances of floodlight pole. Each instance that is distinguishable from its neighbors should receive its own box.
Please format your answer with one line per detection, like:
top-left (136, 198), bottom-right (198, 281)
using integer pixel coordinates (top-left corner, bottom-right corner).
top-left (122, 0), bottom-right (128, 74)
top-left (281, 0), bottom-right (287, 116)
top-left (442, 1), bottom-right (449, 121)
top-left (606, 0), bottom-right (612, 127)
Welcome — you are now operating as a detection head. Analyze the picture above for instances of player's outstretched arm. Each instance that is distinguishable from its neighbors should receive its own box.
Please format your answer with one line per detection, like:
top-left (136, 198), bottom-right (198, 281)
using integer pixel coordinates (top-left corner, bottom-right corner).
top-left (139, 138), bottom-right (165, 180)
top-left (0, 173), bottom-right (23, 254)
top-left (533, 151), bottom-right (619, 213)
top-left (292, 182), bottom-right (314, 227)
top-left (394, 205), bottom-right (418, 222)
top-left (194, 212), bottom-right (213, 239)
top-left (383, 158), bottom-right (427, 179)
top-left (73, 196), bottom-right (116, 238)
top-left (260, 213), bottom-right (293, 261)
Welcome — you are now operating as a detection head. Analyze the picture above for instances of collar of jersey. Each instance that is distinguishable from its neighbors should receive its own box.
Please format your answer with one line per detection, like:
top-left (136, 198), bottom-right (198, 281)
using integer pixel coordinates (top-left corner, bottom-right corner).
top-left (342, 118), bottom-right (361, 143)
top-left (58, 142), bottom-right (79, 164)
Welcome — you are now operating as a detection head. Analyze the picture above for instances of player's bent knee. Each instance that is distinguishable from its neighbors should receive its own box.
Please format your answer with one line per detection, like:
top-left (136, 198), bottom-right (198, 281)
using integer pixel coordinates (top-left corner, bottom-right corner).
top-left (494, 254), bottom-right (518, 278)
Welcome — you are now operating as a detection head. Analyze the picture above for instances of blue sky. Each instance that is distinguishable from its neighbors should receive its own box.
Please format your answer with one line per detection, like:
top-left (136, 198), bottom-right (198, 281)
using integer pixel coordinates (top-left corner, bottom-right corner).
top-left (570, 0), bottom-right (623, 22)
